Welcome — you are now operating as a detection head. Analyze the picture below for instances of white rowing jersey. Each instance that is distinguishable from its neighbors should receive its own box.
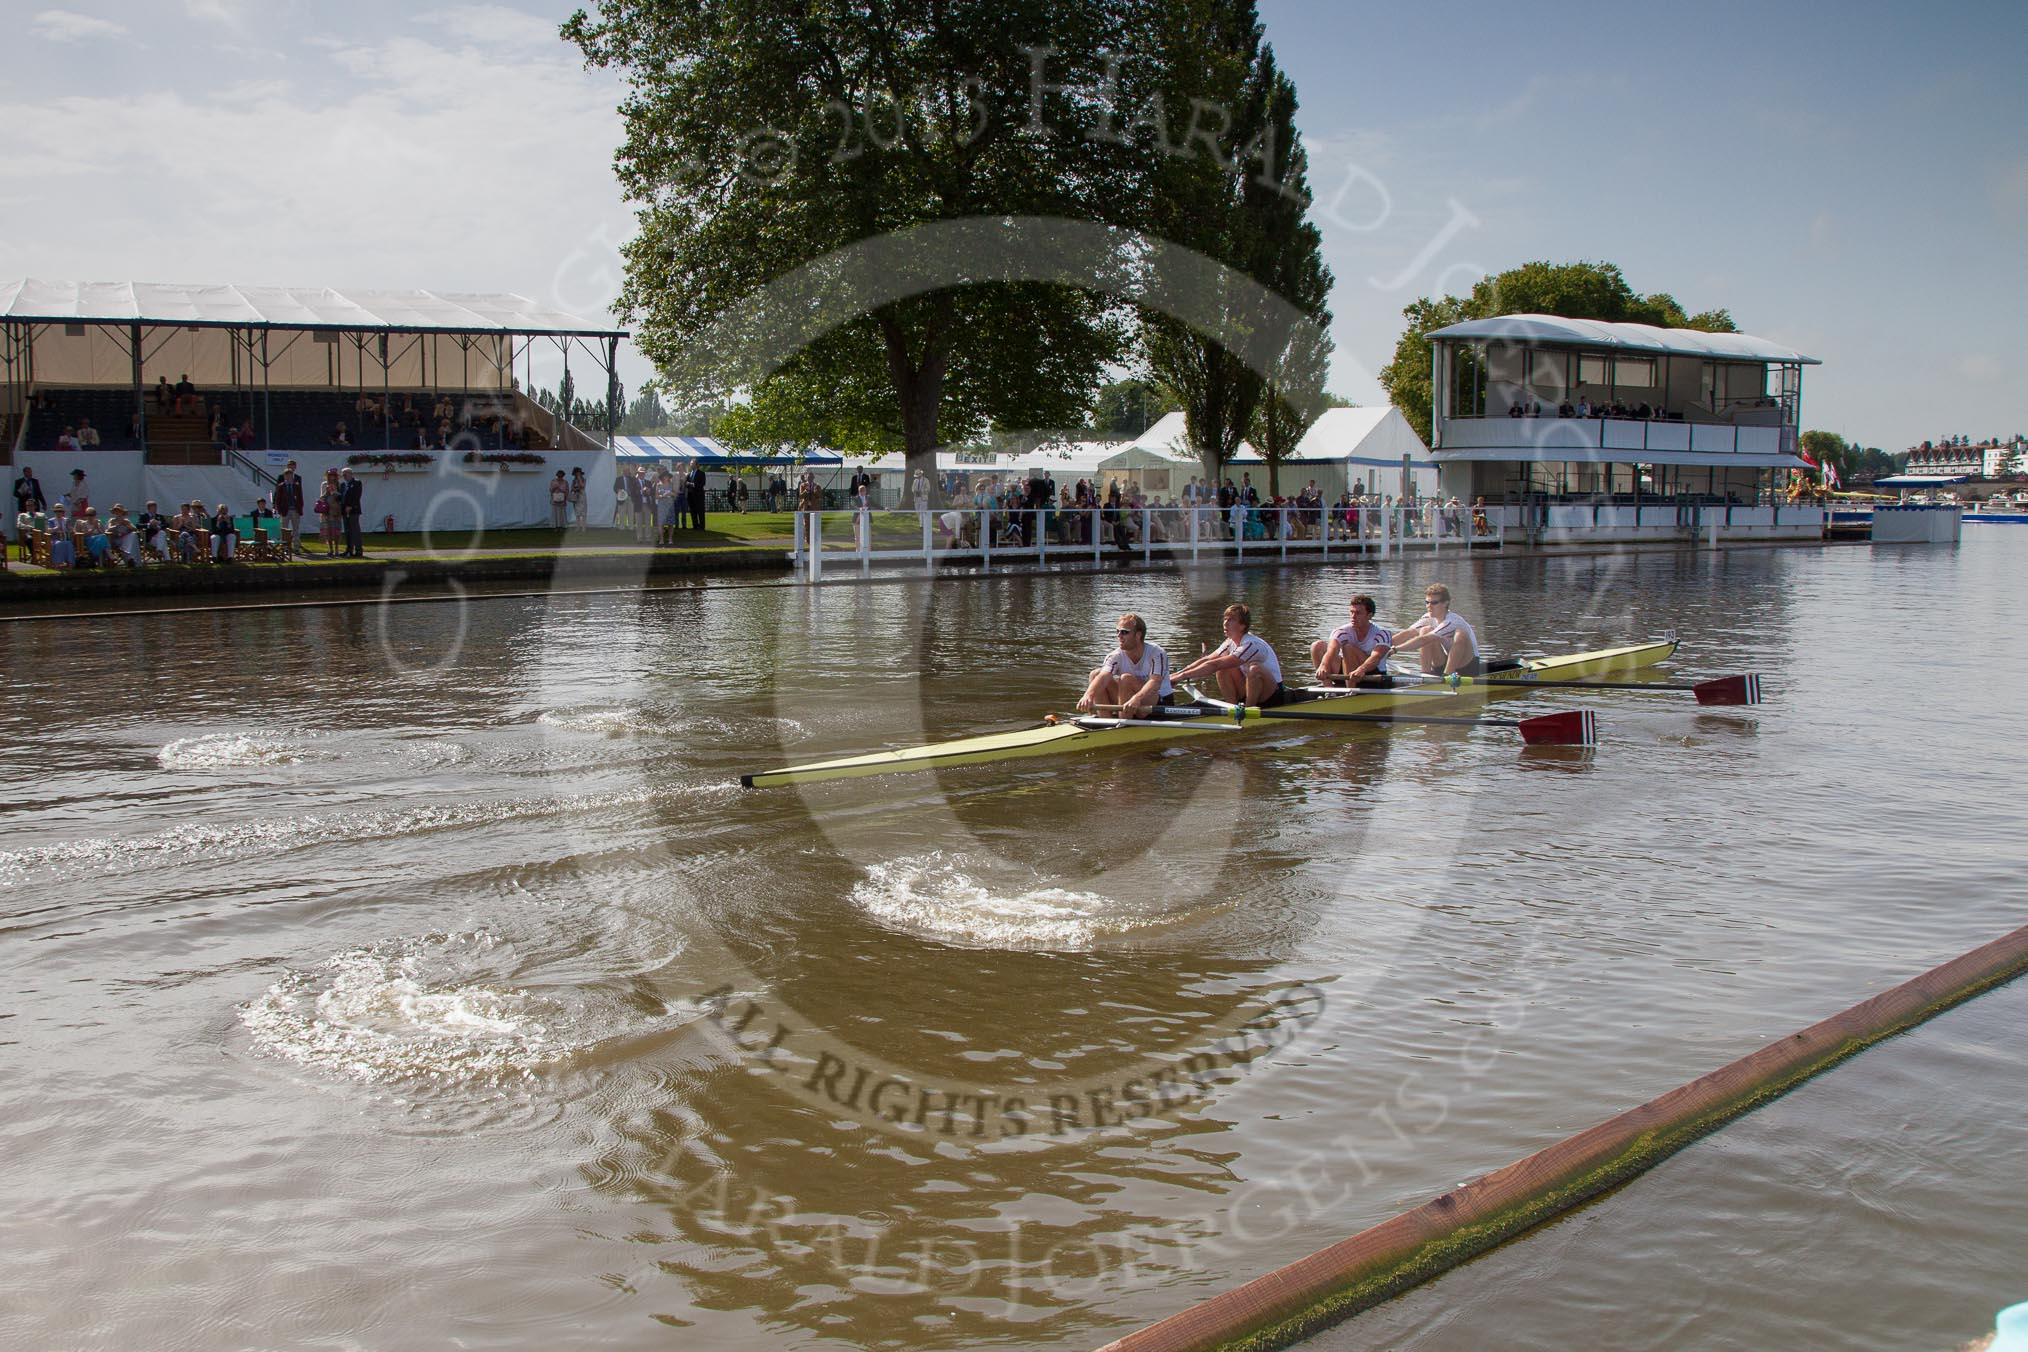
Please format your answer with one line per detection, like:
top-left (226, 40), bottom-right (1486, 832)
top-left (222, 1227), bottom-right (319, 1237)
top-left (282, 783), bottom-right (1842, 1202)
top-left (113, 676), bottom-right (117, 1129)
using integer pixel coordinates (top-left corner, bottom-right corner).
top-left (1103, 641), bottom-right (1173, 697)
top-left (1214, 633), bottom-right (1282, 685)
top-left (1417, 609), bottom-right (1477, 655)
top-left (1327, 621), bottom-right (1391, 673)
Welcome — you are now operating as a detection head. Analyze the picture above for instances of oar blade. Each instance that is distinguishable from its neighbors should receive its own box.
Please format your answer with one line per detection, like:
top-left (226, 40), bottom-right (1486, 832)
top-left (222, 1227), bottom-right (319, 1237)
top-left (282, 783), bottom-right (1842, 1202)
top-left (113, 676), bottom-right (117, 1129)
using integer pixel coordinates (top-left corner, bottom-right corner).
top-left (1693, 675), bottom-right (1761, 706)
top-left (1518, 709), bottom-right (1598, 747)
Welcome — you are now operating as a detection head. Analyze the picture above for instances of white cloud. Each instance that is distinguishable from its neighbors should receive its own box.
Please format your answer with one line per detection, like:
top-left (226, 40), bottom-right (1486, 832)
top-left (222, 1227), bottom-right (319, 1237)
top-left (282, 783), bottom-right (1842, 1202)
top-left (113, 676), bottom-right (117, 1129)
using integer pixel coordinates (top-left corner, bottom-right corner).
top-left (30, 9), bottom-right (131, 43)
top-left (184, 0), bottom-right (255, 25)
top-left (0, 32), bottom-right (631, 327)
top-left (414, 5), bottom-right (566, 52)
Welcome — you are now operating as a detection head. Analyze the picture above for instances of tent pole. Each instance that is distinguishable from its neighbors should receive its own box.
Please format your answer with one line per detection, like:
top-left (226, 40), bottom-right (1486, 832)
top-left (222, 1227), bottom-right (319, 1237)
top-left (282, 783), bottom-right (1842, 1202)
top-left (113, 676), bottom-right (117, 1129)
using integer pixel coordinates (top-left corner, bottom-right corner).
top-left (606, 334), bottom-right (619, 450)
top-left (262, 329), bottom-right (271, 451)
top-left (130, 322), bottom-right (145, 453)
top-left (382, 333), bottom-right (390, 451)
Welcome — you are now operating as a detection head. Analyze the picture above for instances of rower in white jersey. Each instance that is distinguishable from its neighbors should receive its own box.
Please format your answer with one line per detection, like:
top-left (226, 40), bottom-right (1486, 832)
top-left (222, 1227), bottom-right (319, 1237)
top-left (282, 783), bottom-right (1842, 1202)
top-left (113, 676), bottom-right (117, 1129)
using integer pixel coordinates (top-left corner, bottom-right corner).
top-left (1173, 603), bottom-right (1287, 707)
top-left (1077, 612), bottom-right (1174, 716)
top-left (1308, 593), bottom-right (1393, 687)
top-left (1387, 582), bottom-right (1482, 676)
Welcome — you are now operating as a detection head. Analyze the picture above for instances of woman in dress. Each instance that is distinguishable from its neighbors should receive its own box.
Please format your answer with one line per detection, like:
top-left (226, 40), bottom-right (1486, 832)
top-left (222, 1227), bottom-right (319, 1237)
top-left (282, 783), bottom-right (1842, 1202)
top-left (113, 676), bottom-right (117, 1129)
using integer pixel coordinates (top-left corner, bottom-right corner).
top-left (569, 468), bottom-right (588, 529)
top-left (318, 470), bottom-right (343, 556)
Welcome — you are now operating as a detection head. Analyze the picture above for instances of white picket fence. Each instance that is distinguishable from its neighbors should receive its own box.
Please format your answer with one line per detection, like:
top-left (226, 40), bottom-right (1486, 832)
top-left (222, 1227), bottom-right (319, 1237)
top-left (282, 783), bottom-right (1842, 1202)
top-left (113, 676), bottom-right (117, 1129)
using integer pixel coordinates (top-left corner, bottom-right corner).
top-left (790, 505), bottom-right (1502, 577)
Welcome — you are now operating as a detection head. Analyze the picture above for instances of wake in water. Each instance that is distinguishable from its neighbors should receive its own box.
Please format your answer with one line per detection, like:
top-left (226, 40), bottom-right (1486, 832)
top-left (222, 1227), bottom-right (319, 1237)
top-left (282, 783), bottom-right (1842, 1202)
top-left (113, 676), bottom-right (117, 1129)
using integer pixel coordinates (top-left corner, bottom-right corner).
top-left (536, 703), bottom-right (806, 741)
top-left (0, 779), bottom-right (738, 888)
top-left (158, 732), bottom-right (332, 768)
top-left (849, 852), bottom-right (1180, 952)
top-left (240, 928), bottom-right (684, 1085)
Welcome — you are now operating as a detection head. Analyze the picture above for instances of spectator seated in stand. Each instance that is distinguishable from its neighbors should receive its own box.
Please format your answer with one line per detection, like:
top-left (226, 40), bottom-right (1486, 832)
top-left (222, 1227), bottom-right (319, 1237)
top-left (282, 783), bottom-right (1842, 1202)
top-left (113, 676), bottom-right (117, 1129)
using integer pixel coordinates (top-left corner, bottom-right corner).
top-left (1635, 402), bottom-right (1653, 419)
top-left (356, 393), bottom-right (380, 426)
top-left (1577, 398), bottom-right (1592, 417)
top-left (106, 507), bottom-right (137, 565)
top-left (1507, 402), bottom-right (1523, 419)
top-left (154, 376), bottom-right (174, 410)
top-left (209, 504), bottom-right (239, 561)
top-left (136, 502), bottom-right (168, 561)
top-left (80, 509), bottom-right (111, 566)
top-left (46, 505), bottom-right (75, 568)
top-left (1558, 401), bottom-right (1576, 417)
top-left (55, 426), bottom-right (79, 454)
top-left (77, 417), bottom-right (100, 447)
top-left (172, 503), bottom-right (201, 563)
top-left (173, 374), bottom-right (199, 415)
top-left (329, 421), bottom-right (352, 447)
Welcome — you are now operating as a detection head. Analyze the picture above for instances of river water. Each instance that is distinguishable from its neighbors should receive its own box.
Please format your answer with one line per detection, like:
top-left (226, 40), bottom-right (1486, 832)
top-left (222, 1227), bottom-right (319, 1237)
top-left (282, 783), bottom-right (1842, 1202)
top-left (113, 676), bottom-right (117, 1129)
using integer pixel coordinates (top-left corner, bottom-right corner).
top-left (2, 533), bottom-right (2023, 1351)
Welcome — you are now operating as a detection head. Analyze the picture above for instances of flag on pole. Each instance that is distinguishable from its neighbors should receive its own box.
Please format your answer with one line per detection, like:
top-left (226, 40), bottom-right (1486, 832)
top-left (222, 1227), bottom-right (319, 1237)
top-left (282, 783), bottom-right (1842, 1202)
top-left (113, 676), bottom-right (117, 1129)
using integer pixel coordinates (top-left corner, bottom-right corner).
top-left (1822, 458), bottom-right (1841, 489)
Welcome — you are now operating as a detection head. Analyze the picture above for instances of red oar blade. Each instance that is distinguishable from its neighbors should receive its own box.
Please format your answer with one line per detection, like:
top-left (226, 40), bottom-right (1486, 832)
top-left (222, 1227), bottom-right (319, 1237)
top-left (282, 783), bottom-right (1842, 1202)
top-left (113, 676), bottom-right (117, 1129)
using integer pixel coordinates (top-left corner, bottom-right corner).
top-left (1693, 675), bottom-right (1761, 706)
top-left (1518, 710), bottom-right (1597, 746)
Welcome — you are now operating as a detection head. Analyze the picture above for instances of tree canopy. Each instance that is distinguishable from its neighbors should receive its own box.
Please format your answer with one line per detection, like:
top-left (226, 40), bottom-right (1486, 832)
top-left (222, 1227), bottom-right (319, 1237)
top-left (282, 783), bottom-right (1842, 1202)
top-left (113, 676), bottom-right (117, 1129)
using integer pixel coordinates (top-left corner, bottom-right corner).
top-left (1800, 430), bottom-right (1903, 485)
top-left (1140, 0), bottom-right (1332, 488)
top-left (568, 1), bottom-right (1336, 496)
top-left (566, 0), bottom-right (1156, 488)
top-left (1377, 260), bottom-right (1735, 438)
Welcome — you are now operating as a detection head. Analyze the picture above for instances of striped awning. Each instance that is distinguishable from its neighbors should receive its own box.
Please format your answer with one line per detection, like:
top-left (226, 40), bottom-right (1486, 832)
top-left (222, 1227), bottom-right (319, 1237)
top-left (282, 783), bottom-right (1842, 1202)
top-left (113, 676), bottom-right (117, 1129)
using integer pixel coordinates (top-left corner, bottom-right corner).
top-left (613, 436), bottom-right (841, 465)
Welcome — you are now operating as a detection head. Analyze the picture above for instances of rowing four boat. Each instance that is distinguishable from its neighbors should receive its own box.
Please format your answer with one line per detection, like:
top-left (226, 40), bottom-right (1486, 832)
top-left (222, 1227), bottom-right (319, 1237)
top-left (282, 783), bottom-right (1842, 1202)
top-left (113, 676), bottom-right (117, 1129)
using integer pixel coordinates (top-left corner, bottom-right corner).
top-left (740, 639), bottom-right (1678, 789)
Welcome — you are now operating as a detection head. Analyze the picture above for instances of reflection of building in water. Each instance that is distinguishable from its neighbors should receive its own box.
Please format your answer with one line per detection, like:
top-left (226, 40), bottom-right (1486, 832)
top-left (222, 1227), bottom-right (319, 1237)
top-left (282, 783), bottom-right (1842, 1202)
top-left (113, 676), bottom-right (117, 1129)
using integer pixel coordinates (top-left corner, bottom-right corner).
top-left (1425, 314), bottom-right (1819, 509)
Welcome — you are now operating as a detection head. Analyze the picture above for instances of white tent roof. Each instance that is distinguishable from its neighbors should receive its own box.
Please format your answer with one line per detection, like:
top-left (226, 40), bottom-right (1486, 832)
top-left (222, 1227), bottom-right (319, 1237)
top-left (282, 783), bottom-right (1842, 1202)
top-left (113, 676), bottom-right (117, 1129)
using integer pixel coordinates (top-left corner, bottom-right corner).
top-left (1123, 411), bottom-right (1261, 462)
top-left (1430, 314), bottom-right (1818, 365)
top-left (935, 441), bottom-right (1116, 476)
top-left (0, 279), bottom-right (624, 336)
top-left (1292, 406), bottom-right (1434, 468)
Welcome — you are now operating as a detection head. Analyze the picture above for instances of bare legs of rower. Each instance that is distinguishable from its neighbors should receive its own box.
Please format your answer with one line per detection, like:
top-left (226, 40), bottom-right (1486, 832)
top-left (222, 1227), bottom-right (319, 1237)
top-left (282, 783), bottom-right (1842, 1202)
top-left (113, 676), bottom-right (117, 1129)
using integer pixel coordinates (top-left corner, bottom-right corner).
top-left (1079, 667), bottom-right (1160, 716)
top-left (1389, 583), bottom-right (1481, 676)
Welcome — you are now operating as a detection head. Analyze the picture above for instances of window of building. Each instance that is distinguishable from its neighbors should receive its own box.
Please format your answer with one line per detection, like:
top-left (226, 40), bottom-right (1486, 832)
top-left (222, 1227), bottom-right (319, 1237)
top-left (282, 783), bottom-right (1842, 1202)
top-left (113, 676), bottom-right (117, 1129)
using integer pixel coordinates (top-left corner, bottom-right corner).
top-left (1613, 357), bottom-right (1655, 389)
top-left (1578, 354), bottom-right (1610, 388)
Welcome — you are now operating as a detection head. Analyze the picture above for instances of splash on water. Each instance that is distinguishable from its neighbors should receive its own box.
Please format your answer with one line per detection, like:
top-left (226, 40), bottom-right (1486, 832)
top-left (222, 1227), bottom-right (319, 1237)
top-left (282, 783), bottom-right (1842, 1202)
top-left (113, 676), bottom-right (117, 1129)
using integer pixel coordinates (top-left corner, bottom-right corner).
top-left (242, 931), bottom-right (592, 1083)
top-left (158, 733), bottom-right (329, 769)
top-left (849, 852), bottom-right (1151, 952)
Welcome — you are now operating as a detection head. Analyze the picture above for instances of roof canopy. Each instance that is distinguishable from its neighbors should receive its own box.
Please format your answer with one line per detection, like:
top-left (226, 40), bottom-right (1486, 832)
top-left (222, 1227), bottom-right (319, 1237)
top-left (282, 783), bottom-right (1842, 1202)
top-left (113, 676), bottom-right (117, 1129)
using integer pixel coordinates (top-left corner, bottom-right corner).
top-left (615, 435), bottom-right (839, 465)
top-left (1291, 406), bottom-right (1434, 467)
top-left (1430, 314), bottom-right (1818, 365)
top-left (0, 279), bottom-right (624, 337)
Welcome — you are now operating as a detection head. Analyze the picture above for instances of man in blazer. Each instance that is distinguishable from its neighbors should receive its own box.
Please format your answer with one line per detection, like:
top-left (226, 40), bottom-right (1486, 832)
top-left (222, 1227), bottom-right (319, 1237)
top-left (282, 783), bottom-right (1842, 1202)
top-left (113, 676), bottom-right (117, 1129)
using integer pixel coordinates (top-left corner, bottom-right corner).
top-left (338, 467), bottom-right (365, 557)
top-left (272, 460), bottom-right (306, 559)
top-left (686, 461), bottom-right (707, 531)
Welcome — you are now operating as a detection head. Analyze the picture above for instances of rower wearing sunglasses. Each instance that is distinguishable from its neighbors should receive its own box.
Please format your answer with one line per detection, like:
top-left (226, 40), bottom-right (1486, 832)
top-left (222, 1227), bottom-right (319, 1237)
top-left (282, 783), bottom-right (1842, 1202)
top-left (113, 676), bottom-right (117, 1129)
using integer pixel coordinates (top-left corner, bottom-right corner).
top-left (1078, 612), bottom-right (1175, 716)
top-left (1388, 582), bottom-right (1482, 677)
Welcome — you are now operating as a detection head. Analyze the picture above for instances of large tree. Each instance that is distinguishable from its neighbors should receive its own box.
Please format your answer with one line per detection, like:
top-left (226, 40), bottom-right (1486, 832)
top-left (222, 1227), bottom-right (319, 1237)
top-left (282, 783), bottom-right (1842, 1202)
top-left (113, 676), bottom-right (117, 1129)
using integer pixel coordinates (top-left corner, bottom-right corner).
top-left (565, 1), bottom-right (1156, 492)
top-left (1378, 261), bottom-right (1735, 439)
top-left (1140, 0), bottom-right (1332, 490)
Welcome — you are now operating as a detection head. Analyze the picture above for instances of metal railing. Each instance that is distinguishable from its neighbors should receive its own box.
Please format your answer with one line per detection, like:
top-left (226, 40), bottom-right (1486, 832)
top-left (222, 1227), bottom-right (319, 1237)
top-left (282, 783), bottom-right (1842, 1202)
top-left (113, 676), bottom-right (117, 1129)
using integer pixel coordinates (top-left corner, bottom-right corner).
top-left (790, 504), bottom-right (1503, 577)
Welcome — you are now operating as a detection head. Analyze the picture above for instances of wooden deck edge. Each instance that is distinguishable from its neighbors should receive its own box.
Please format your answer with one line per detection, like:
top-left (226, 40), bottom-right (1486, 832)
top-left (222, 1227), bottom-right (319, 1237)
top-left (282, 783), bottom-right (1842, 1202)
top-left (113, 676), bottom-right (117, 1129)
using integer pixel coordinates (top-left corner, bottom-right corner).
top-left (1096, 923), bottom-right (2028, 1352)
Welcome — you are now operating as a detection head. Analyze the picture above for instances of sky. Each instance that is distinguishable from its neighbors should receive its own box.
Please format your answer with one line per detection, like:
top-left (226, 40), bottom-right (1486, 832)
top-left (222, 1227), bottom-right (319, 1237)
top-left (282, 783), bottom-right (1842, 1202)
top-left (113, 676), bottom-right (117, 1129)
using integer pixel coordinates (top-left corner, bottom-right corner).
top-left (2, 0), bottom-right (2023, 452)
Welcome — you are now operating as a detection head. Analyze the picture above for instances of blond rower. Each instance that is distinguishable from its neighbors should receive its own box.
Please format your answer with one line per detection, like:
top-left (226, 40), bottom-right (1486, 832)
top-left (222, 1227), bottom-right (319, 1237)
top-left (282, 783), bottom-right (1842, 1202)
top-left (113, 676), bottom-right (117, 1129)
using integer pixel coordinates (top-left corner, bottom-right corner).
top-left (1078, 612), bottom-right (1174, 716)
top-left (1387, 583), bottom-right (1481, 676)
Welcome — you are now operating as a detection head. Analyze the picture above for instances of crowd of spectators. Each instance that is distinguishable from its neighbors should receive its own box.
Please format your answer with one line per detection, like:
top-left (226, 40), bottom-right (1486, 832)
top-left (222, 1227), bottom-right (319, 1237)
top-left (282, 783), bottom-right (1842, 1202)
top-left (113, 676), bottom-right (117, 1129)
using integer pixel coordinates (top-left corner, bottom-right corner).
top-left (914, 470), bottom-right (1489, 549)
top-left (1507, 396), bottom-right (1675, 420)
top-left (7, 457), bottom-right (365, 569)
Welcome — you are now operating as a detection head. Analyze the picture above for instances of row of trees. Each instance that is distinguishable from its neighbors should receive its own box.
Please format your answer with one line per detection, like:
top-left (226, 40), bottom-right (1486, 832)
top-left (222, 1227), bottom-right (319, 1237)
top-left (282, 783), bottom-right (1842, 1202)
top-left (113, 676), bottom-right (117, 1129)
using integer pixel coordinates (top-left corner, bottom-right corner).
top-left (1799, 430), bottom-right (1904, 485)
top-left (566, 0), bottom-right (1335, 498)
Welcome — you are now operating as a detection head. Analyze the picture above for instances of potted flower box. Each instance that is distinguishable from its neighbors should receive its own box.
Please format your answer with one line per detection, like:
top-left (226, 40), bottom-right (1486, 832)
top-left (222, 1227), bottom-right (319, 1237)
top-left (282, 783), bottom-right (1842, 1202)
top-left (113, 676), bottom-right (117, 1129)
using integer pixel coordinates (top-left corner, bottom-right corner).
top-left (347, 452), bottom-right (436, 473)
top-left (462, 451), bottom-right (549, 473)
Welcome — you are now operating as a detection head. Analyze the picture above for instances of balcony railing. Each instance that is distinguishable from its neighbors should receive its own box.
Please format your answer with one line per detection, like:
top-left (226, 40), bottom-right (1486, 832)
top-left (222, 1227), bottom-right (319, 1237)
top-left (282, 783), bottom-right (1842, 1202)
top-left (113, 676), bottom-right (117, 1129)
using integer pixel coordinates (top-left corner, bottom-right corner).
top-left (1438, 417), bottom-right (1791, 457)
